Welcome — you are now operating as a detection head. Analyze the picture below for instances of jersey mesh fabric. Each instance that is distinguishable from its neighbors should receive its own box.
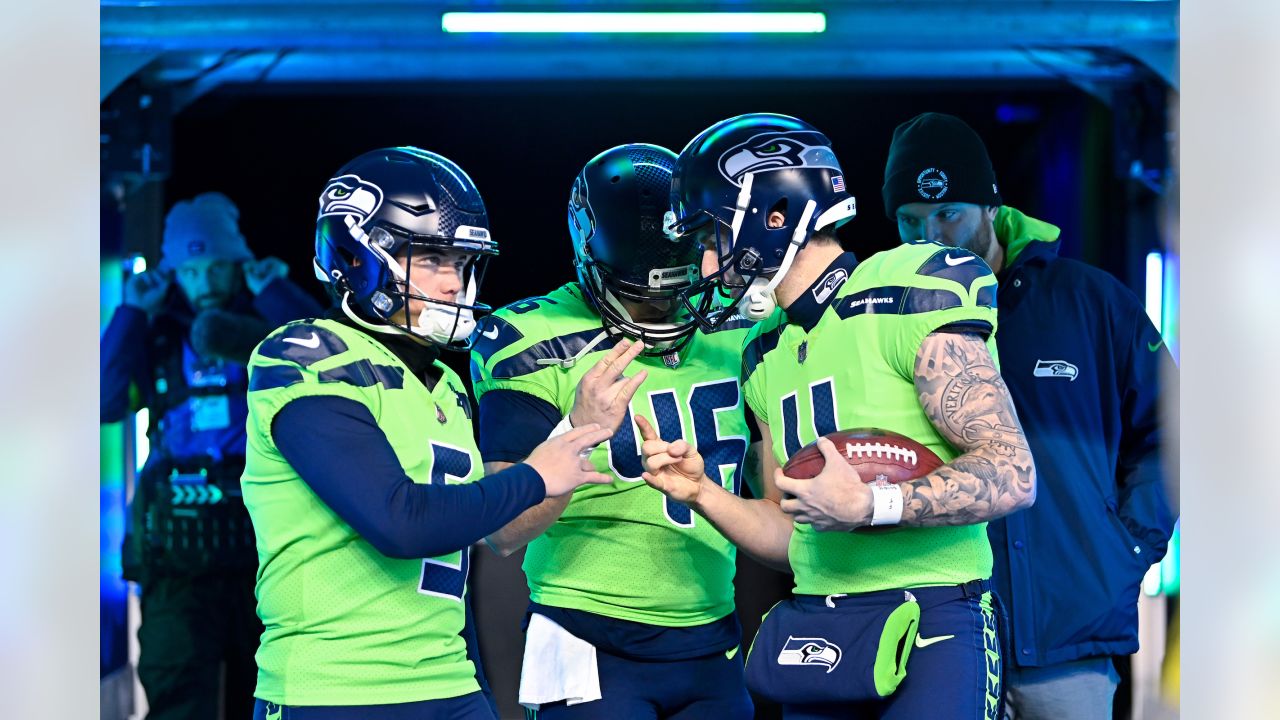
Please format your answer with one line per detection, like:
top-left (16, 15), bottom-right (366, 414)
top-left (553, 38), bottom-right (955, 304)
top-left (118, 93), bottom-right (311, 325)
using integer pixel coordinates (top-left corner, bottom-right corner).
top-left (471, 284), bottom-right (752, 626)
top-left (742, 244), bottom-right (1000, 596)
top-left (243, 318), bottom-right (483, 705)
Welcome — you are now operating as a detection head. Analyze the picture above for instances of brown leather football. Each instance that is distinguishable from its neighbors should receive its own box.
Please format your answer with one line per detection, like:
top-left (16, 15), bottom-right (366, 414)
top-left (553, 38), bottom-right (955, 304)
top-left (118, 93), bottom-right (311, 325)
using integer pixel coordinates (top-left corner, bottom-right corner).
top-left (782, 428), bottom-right (943, 485)
top-left (782, 428), bottom-right (944, 534)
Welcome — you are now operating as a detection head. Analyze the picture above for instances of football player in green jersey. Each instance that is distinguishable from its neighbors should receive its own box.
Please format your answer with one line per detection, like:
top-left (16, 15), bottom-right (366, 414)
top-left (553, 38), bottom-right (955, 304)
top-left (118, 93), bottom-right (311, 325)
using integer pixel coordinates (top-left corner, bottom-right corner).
top-left (640, 114), bottom-right (1038, 720)
top-left (241, 147), bottom-right (614, 720)
top-left (469, 144), bottom-right (754, 719)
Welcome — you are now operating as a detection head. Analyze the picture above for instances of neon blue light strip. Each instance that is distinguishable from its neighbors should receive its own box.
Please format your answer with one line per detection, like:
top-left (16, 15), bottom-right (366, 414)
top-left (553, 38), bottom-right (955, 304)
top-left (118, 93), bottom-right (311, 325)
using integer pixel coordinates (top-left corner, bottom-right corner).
top-left (441, 12), bottom-right (827, 34)
top-left (1145, 251), bottom-right (1163, 333)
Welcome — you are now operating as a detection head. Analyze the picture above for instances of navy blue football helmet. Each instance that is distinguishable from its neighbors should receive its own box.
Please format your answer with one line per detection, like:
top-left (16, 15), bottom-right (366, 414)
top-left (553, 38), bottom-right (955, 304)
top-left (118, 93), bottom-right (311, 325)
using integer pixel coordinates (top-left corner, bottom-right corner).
top-left (668, 113), bottom-right (857, 327)
top-left (314, 147), bottom-right (498, 349)
top-left (569, 143), bottom-right (706, 354)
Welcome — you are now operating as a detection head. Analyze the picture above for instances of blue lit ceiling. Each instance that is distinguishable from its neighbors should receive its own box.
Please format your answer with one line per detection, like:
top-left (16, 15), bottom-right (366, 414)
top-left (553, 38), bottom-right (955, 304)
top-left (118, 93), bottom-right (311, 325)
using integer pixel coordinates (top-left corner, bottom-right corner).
top-left (102, 1), bottom-right (1178, 101)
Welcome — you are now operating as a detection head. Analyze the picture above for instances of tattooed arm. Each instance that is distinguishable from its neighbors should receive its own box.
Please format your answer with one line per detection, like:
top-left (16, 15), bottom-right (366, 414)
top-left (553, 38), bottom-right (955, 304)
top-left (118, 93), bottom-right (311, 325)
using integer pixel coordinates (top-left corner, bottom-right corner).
top-left (774, 332), bottom-right (1035, 530)
top-left (898, 331), bottom-right (1037, 526)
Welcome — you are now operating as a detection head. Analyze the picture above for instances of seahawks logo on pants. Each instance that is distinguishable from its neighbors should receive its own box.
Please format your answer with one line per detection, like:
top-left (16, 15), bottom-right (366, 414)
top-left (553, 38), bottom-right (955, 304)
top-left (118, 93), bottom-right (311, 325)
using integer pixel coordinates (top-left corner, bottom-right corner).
top-left (777, 635), bottom-right (843, 673)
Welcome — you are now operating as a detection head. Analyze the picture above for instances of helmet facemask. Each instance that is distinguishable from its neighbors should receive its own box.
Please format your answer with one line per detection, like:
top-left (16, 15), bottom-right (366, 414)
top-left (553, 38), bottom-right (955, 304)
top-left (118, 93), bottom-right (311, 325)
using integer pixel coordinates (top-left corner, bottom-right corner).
top-left (672, 172), bottom-right (824, 326)
top-left (568, 143), bottom-right (705, 357)
top-left (575, 251), bottom-right (700, 355)
top-left (367, 226), bottom-right (495, 348)
top-left (668, 115), bottom-right (858, 330)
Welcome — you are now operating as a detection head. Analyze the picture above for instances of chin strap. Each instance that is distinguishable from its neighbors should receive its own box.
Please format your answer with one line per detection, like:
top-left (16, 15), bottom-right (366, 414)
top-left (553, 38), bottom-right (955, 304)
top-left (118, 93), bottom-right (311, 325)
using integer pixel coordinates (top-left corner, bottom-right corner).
top-left (535, 329), bottom-right (611, 370)
top-left (410, 267), bottom-right (479, 345)
top-left (737, 198), bottom-right (817, 320)
top-left (340, 291), bottom-right (414, 338)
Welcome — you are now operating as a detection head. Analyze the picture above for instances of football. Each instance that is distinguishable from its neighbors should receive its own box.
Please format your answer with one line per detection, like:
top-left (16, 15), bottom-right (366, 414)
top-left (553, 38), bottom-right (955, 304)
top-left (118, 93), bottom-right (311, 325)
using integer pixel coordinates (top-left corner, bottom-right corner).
top-left (783, 428), bottom-right (943, 482)
top-left (782, 429), bottom-right (943, 532)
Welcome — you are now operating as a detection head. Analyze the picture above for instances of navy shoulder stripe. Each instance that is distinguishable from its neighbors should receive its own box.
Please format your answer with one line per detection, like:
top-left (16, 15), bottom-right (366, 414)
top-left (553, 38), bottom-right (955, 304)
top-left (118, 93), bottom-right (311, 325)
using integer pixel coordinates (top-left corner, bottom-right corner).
top-left (832, 285), bottom-right (970, 319)
top-left (901, 287), bottom-right (964, 314)
top-left (741, 326), bottom-right (783, 384)
top-left (258, 323), bottom-right (349, 367)
top-left (707, 314), bottom-right (755, 334)
top-left (249, 364), bottom-right (304, 392)
top-left (976, 284), bottom-right (997, 309)
top-left (318, 359), bottom-right (405, 390)
top-left (491, 328), bottom-right (616, 379)
top-left (916, 248), bottom-right (993, 293)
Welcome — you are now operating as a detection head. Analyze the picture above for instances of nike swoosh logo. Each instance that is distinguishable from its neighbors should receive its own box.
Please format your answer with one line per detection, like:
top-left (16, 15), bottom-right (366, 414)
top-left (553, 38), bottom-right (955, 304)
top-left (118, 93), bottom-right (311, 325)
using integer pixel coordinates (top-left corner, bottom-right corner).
top-left (944, 254), bottom-right (976, 266)
top-left (283, 332), bottom-right (321, 349)
top-left (1148, 339), bottom-right (1164, 352)
top-left (914, 633), bottom-right (955, 649)
top-left (725, 645), bottom-right (740, 660)
top-left (482, 325), bottom-right (500, 340)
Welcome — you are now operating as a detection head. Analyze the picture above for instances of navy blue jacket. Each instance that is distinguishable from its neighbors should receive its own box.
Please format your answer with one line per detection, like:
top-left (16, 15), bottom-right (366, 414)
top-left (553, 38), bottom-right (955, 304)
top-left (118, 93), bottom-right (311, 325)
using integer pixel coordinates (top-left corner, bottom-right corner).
top-left (986, 207), bottom-right (1177, 667)
top-left (100, 276), bottom-right (322, 461)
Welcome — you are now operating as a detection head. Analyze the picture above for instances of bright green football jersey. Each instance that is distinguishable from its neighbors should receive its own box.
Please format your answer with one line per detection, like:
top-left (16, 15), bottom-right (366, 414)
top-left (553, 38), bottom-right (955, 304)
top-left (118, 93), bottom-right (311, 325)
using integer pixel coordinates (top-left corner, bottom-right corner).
top-left (742, 245), bottom-right (1000, 596)
top-left (470, 283), bottom-right (752, 626)
top-left (242, 318), bottom-right (483, 706)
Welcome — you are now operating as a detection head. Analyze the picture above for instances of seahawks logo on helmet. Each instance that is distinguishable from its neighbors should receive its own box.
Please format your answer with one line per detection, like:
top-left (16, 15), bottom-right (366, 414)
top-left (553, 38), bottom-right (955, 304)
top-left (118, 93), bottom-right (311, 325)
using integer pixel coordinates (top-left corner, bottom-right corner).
top-left (777, 636), bottom-right (843, 673)
top-left (318, 174), bottom-right (384, 228)
top-left (717, 131), bottom-right (842, 186)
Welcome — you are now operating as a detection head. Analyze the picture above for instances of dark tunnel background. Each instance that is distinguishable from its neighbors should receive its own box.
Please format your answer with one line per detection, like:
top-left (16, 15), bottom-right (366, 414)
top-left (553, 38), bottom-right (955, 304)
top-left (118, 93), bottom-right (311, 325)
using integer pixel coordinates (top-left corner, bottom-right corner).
top-left (102, 77), bottom-right (1169, 719)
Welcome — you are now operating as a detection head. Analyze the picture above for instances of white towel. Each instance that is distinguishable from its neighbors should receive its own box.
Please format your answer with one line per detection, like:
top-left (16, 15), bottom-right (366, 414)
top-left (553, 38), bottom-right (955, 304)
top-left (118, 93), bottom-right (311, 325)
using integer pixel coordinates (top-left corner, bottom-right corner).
top-left (518, 613), bottom-right (603, 710)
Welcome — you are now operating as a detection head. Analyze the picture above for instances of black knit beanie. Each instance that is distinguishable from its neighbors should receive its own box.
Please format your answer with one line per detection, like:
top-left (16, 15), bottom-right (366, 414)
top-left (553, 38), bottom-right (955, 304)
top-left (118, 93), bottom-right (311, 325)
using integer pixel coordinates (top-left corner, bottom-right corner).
top-left (882, 112), bottom-right (1002, 218)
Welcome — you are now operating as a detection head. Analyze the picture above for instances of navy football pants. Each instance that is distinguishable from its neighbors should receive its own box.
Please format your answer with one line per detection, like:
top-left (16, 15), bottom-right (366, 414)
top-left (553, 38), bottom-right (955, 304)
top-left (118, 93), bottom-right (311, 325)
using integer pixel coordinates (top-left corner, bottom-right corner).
top-left (783, 591), bottom-right (1002, 720)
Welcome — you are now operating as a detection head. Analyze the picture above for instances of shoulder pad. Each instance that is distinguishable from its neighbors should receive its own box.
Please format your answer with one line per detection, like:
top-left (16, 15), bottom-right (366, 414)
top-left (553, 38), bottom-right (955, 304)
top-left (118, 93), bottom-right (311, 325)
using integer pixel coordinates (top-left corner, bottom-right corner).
top-left (914, 246), bottom-right (994, 294)
top-left (256, 322), bottom-right (350, 368)
top-left (471, 312), bottom-right (528, 368)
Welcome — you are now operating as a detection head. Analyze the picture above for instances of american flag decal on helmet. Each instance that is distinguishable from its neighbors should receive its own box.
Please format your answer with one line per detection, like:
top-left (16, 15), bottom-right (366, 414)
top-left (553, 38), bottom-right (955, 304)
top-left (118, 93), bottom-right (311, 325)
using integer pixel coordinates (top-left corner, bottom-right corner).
top-left (831, 175), bottom-right (846, 192)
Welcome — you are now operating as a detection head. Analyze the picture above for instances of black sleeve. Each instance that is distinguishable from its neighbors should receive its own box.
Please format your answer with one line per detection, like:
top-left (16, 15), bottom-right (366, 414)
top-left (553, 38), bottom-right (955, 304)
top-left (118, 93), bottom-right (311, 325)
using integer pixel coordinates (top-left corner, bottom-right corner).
top-left (477, 389), bottom-right (562, 464)
top-left (272, 394), bottom-right (547, 559)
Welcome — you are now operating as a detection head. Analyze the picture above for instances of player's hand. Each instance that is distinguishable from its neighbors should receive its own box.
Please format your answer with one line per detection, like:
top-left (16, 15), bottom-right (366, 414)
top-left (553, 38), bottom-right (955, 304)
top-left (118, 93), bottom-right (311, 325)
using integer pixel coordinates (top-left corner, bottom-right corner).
top-left (243, 256), bottom-right (289, 295)
top-left (525, 423), bottom-right (615, 498)
top-left (123, 269), bottom-right (171, 318)
top-left (637, 414), bottom-right (707, 506)
top-left (774, 437), bottom-right (872, 532)
top-left (569, 338), bottom-right (648, 433)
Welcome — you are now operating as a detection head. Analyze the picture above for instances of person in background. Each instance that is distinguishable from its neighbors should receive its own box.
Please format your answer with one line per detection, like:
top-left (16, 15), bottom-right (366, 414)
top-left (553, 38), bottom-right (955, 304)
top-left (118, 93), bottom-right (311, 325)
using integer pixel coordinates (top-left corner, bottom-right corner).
top-left (883, 112), bottom-right (1177, 719)
top-left (100, 191), bottom-right (323, 720)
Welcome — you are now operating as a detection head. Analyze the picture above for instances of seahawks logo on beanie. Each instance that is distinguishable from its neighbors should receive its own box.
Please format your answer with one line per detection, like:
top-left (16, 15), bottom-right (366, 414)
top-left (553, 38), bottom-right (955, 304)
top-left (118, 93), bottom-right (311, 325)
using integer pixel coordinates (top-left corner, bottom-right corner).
top-left (882, 113), bottom-right (1002, 218)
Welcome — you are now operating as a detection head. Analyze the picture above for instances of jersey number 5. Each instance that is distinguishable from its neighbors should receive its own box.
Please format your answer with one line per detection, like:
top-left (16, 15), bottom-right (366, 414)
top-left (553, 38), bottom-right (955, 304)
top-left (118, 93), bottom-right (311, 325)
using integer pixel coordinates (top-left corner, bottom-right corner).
top-left (418, 443), bottom-right (474, 602)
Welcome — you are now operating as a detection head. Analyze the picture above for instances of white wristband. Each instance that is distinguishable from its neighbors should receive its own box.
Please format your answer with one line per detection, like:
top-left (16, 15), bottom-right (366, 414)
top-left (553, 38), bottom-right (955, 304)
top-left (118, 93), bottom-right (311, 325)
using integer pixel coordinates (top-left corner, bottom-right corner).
top-left (547, 414), bottom-right (574, 440)
top-left (869, 482), bottom-right (904, 526)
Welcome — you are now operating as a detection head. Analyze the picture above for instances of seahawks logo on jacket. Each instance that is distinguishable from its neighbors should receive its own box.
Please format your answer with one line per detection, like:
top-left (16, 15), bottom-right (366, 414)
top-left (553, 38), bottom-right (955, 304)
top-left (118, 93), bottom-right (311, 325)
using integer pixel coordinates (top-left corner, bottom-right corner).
top-left (1033, 359), bottom-right (1079, 381)
top-left (777, 636), bottom-right (843, 673)
top-left (717, 131), bottom-right (842, 185)
top-left (318, 174), bottom-right (384, 228)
